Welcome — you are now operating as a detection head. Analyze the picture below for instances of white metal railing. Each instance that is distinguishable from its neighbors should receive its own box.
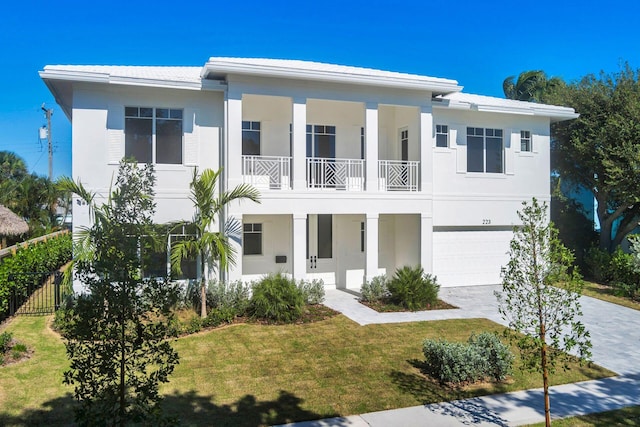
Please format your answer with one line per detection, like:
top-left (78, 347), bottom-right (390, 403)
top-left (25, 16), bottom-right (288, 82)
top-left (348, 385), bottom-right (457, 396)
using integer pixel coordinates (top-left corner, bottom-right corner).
top-left (306, 157), bottom-right (364, 190)
top-left (242, 155), bottom-right (291, 190)
top-left (378, 160), bottom-right (419, 191)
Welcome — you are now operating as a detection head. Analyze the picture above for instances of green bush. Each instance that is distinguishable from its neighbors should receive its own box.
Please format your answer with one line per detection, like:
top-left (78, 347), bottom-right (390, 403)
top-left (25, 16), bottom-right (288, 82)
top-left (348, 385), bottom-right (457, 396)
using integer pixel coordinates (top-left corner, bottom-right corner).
top-left (388, 265), bottom-right (440, 310)
top-left (468, 332), bottom-right (514, 381)
top-left (250, 273), bottom-right (304, 322)
top-left (360, 275), bottom-right (389, 303)
top-left (297, 278), bottom-right (325, 305)
top-left (0, 232), bottom-right (72, 318)
top-left (584, 246), bottom-right (612, 283)
top-left (422, 332), bottom-right (514, 384)
top-left (207, 280), bottom-right (251, 315)
top-left (0, 331), bottom-right (12, 353)
top-left (609, 249), bottom-right (640, 299)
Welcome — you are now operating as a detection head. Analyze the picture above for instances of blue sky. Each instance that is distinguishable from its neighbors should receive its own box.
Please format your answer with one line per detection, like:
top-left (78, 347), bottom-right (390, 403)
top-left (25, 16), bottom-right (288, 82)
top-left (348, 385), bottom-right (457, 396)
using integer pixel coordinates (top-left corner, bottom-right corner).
top-left (1, 0), bottom-right (639, 179)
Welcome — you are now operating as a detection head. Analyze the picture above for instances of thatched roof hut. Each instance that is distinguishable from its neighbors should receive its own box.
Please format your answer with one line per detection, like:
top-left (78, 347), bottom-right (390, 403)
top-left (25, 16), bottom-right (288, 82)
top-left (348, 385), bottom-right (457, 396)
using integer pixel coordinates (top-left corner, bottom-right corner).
top-left (0, 204), bottom-right (28, 248)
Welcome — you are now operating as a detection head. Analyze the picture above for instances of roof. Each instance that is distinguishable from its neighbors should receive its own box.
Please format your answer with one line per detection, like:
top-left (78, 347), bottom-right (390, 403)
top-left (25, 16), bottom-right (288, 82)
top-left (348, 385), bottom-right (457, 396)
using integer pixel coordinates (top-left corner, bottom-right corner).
top-left (0, 205), bottom-right (28, 236)
top-left (435, 92), bottom-right (578, 122)
top-left (202, 57), bottom-right (462, 94)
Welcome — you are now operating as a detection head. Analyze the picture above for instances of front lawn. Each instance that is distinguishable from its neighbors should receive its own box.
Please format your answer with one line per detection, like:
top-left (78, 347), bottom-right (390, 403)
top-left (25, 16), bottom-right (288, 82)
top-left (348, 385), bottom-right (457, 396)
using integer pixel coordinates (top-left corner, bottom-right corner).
top-left (0, 314), bottom-right (613, 426)
top-left (527, 405), bottom-right (640, 426)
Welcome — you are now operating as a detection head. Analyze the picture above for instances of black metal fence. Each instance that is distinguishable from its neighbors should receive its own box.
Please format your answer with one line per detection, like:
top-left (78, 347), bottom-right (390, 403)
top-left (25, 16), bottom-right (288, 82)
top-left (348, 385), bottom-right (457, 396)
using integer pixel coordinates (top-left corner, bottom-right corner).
top-left (7, 271), bottom-right (66, 316)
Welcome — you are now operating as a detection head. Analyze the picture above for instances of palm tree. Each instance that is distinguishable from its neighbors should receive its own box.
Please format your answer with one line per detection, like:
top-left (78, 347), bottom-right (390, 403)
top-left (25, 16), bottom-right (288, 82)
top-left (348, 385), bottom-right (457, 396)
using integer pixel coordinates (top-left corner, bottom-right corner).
top-left (503, 70), bottom-right (564, 103)
top-left (171, 168), bottom-right (260, 318)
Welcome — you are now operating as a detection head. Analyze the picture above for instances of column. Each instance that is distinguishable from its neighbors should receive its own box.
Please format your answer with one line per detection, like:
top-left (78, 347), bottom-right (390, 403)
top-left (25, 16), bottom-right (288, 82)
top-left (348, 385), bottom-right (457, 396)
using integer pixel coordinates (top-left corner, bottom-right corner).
top-left (292, 213), bottom-right (307, 281)
top-left (364, 213), bottom-right (379, 283)
top-left (227, 92), bottom-right (243, 190)
top-left (292, 98), bottom-right (307, 190)
top-left (365, 103), bottom-right (379, 192)
top-left (420, 214), bottom-right (433, 273)
top-left (227, 214), bottom-right (244, 283)
top-left (419, 105), bottom-right (433, 193)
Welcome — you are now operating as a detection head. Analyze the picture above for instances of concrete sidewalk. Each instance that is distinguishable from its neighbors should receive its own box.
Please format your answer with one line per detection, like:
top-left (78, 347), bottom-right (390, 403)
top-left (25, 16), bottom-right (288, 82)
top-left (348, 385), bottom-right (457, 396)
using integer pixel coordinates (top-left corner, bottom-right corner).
top-left (276, 286), bottom-right (640, 426)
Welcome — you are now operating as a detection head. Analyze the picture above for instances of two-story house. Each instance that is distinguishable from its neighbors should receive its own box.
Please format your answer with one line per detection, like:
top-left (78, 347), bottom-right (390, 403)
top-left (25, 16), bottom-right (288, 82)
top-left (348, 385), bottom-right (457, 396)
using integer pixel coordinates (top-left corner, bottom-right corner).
top-left (40, 57), bottom-right (577, 290)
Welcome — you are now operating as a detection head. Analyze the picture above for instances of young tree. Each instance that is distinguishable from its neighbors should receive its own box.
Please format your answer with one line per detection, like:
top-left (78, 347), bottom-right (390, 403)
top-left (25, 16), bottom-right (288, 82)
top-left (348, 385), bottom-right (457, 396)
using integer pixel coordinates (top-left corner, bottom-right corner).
top-left (60, 160), bottom-right (179, 426)
top-left (171, 168), bottom-right (259, 318)
top-left (496, 199), bottom-right (591, 427)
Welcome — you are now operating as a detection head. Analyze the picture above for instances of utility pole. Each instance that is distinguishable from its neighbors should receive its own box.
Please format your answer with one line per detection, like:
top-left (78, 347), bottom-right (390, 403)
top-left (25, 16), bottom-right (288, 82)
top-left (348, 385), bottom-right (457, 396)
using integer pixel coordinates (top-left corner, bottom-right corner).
top-left (41, 104), bottom-right (53, 180)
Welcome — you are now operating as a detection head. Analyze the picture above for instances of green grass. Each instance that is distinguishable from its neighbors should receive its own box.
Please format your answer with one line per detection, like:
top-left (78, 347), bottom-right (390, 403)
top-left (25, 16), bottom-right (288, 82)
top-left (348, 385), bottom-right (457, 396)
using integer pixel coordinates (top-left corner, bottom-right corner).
top-left (0, 314), bottom-right (614, 426)
top-left (582, 281), bottom-right (640, 311)
top-left (527, 405), bottom-right (640, 426)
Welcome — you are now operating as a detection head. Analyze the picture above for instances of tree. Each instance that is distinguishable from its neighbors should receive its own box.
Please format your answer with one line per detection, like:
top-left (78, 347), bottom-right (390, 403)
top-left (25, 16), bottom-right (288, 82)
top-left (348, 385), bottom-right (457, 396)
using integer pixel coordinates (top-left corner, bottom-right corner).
top-left (59, 160), bottom-right (179, 426)
top-left (171, 168), bottom-right (260, 318)
top-left (547, 64), bottom-right (640, 252)
top-left (503, 70), bottom-right (564, 102)
top-left (496, 199), bottom-right (591, 427)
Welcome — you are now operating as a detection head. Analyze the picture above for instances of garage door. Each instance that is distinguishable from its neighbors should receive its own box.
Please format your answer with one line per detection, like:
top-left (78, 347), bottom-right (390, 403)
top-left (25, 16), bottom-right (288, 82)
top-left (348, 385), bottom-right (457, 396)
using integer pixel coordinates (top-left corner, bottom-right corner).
top-left (433, 229), bottom-right (513, 287)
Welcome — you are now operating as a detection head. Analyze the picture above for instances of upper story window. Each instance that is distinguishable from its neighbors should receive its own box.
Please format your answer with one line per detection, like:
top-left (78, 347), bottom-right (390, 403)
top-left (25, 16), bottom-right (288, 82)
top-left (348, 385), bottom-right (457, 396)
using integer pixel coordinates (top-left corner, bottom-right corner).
top-left (242, 121), bottom-right (261, 155)
top-left (467, 127), bottom-right (503, 173)
top-left (360, 127), bottom-right (365, 160)
top-left (125, 107), bottom-right (183, 164)
top-left (307, 125), bottom-right (336, 158)
top-left (436, 124), bottom-right (448, 148)
top-left (521, 130), bottom-right (532, 152)
top-left (400, 128), bottom-right (409, 161)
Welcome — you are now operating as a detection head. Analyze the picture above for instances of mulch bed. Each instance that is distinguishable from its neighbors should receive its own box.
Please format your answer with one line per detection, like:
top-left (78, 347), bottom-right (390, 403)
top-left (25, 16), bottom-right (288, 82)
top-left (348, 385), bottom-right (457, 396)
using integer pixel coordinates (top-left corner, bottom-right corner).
top-left (360, 299), bottom-right (457, 312)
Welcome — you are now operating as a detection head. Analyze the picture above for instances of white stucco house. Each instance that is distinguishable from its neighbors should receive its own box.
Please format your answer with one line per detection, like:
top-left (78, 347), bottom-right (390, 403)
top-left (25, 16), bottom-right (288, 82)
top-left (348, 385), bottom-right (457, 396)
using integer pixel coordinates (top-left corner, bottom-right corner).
top-left (40, 57), bottom-right (577, 289)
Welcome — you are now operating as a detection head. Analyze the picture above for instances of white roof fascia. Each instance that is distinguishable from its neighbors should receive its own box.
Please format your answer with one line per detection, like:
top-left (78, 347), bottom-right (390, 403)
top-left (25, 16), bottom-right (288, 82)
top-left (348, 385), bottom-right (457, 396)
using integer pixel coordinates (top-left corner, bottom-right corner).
top-left (434, 95), bottom-right (578, 121)
top-left (202, 58), bottom-right (463, 94)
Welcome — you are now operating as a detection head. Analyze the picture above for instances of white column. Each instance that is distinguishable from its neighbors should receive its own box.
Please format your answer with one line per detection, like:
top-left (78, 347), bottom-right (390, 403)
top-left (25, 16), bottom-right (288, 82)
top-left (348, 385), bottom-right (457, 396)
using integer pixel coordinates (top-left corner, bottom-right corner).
top-left (227, 92), bottom-right (243, 190)
top-left (364, 213), bottom-right (379, 284)
top-left (227, 214), bottom-right (244, 282)
top-left (292, 98), bottom-right (307, 191)
top-left (365, 103), bottom-right (379, 192)
top-left (419, 105), bottom-right (433, 193)
top-left (420, 214), bottom-right (433, 273)
top-left (292, 213), bottom-right (307, 281)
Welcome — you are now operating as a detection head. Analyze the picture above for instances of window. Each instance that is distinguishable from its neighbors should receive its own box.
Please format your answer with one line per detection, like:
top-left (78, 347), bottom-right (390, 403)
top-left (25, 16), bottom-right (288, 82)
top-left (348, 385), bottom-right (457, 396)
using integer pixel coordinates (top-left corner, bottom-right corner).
top-left (467, 127), bottom-right (503, 173)
top-left (141, 236), bottom-right (167, 279)
top-left (243, 223), bottom-right (262, 255)
top-left (360, 127), bottom-right (365, 160)
top-left (242, 121), bottom-right (261, 155)
top-left (317, 214), bottom-right (332, 259)
top-left (400, 128), bottom-right (409, 161)
top-left (169, 234), bottom-right (198, 280)
top-left (436, 124), bottom-right (448, 148)
top-left (125, 107), bottom-right (183, 164)
top-left (306, 125), bottom-right (336, 158)
top-left (521, 130), bottom-right (532, 152)
top-left (360, 222), bottom-right (365, 252)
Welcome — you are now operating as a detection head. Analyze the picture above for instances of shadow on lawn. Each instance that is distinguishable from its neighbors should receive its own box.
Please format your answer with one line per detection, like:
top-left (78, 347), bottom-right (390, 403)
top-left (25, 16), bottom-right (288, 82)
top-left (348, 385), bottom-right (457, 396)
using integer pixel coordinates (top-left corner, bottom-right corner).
top-left (0, 390), bottom-right (342, 427)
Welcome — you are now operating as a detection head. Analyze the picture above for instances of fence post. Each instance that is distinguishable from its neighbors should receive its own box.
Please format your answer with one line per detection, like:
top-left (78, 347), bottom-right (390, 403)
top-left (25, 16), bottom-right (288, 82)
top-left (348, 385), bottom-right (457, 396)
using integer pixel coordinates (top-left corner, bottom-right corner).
top-left (54, 272), bottom-right (62, 310)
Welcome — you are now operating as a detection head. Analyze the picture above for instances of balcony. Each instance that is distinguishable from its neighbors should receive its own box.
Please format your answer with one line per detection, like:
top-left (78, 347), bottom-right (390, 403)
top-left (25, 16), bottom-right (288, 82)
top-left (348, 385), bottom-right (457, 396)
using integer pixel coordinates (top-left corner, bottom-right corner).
top-left (242, 155), bottom-right (291, 190)
top-left (378, 160), bottom-right (419, 191)
top-left (307, 157), bottom-right (364, 190)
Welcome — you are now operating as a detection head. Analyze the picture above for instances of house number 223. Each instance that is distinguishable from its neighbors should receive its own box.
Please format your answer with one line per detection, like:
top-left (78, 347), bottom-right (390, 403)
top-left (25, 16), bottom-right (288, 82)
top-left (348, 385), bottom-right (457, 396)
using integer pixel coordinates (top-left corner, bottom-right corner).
top-left (482, 219), bottom-right (492, 225)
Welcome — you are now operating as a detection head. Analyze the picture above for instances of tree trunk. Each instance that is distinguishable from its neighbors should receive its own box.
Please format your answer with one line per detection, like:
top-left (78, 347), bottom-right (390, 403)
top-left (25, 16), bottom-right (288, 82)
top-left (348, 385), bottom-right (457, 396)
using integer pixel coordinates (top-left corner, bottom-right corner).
top-left (200, 279), bottom-right (207, 318)
top-left (598, 218), bottom-right (613, 253)
top-left (541, 322), bottom-right (551, 427)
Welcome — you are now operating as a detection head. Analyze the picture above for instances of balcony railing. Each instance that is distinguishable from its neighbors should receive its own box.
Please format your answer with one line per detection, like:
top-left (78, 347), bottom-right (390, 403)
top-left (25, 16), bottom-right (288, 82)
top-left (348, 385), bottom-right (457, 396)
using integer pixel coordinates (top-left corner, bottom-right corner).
top-left (307, 157), bottom-right (364, 190)
top-left (378, 160), bottom-right (419, 191)
top-left (242, 155), bottom-right (291, 190)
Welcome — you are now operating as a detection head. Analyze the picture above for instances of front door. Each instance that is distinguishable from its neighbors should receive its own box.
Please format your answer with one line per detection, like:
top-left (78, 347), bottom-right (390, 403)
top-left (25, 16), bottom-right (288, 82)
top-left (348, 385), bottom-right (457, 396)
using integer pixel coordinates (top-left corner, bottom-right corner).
top-left (306, 214), bottom-right (336, 285)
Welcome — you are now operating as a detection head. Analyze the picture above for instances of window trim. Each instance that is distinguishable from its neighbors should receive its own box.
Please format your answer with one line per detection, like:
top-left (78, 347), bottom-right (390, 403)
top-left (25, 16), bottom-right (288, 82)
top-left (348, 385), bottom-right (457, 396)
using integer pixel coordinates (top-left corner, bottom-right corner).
top-left (125, 106), bottom-right (183, 165)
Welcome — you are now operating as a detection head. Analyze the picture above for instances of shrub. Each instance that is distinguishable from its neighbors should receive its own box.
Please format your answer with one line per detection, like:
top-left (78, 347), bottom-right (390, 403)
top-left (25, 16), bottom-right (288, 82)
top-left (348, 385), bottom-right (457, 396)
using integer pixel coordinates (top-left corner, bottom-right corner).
top-left (360, 275), bottom-right (389, 302)
top-left (297, 278), bottom-right (325, 305)
top-left (468, 332), bottom-right (514, 381)
top-left (422, 332), bottom-right (514, 384)
top-left (0, 331), bottom-right (12, 353)
top-left (609, 249), bottom-right (640, 299)
top-left (205, 306), bottom-right (238, 327)
top-left (584, 246), bottom-right (612, 283)
top-left (422, 339), bottom-right (485, 384)
top-left (250, 273), bottom-right (304, 322)
top-left (11, 342), bottom-right (27, 359)
top-left (388, 265), bottom-right (440, 310)
top-left (207, 280), bottom-right (251, 315)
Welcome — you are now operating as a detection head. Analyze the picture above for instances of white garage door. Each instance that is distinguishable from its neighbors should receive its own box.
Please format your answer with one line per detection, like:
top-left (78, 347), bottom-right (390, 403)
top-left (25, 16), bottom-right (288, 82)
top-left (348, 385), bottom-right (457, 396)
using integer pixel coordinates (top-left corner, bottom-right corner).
top-left (433, 230), bottom-right (512, 287)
